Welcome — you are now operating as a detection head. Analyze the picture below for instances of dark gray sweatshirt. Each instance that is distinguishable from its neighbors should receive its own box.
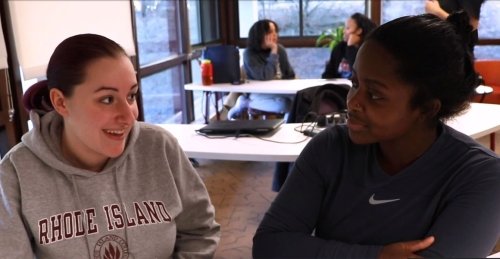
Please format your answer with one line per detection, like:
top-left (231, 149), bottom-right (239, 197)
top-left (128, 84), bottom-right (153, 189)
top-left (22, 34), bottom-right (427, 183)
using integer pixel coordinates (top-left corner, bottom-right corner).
top-left (254, 124), bottom-right (500, 258)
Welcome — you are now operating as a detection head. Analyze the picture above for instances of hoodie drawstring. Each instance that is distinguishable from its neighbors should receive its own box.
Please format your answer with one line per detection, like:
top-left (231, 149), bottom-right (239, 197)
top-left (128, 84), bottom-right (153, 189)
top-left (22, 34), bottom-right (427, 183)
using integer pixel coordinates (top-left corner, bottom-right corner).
top-left (113, 166), bottom-right (132, 258)
top-left (70, 175), bottom-right (92, 258)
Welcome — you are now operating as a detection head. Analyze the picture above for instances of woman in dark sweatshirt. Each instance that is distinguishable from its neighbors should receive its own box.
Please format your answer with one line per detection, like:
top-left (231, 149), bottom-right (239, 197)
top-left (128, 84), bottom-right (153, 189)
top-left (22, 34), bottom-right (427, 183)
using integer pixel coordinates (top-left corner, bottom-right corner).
top-left (322, 13), bottom-right (377, 79)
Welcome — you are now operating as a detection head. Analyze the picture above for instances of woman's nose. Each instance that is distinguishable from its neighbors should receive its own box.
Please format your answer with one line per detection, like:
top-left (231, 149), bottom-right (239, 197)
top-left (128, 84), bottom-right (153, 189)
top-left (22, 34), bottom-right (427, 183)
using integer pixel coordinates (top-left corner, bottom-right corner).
top-left (346, 87), bottom-right (361, 109)
top-left (117, 100), bottom-right (138, 121)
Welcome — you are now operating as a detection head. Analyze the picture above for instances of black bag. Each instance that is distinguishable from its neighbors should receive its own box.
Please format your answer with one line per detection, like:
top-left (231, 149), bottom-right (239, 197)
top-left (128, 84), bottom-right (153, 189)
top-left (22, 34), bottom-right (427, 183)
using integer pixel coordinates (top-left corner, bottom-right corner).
top-left (273, 83), bottom-right (350, 192)
top-left (203, 45), bottom-right (241, 85)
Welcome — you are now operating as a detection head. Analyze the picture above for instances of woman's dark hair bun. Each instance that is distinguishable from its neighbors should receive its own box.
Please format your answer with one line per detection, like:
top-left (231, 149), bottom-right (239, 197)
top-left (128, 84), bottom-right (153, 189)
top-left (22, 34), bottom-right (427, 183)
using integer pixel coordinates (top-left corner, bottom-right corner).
top-left (446, 10), bottom-right (474, 50)
top-left (22, 80), bottom-right (54, 112)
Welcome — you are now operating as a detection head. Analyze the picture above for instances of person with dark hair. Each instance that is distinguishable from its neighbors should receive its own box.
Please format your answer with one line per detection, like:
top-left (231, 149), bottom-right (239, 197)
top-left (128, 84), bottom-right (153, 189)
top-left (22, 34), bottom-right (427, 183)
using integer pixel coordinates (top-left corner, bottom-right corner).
top-left (244, 19), bottom-right (295, 80)
top-left (253, 12), bottom-right (500, 258)
top-left (322, 13), bottom-right (377, 79)
top-left (425, 0), bottom-right (485, 52)
top-left (426, 0), bottom-right (484, 30)
top-left (227, 19), bottom-right (296, 119)
top-left (0, 34), bottom-right (220, 258)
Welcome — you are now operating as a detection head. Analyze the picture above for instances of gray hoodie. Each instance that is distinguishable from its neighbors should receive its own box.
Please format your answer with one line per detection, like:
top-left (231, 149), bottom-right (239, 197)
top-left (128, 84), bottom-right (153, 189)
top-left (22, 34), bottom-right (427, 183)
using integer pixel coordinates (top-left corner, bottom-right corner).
top-left (0, 111), bottom-right (220, 258)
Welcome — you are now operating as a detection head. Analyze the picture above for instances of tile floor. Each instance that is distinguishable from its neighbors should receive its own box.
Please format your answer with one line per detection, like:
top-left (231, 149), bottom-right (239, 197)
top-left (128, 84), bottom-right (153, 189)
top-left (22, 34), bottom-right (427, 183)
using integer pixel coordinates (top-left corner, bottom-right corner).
top-left (196, 160), bottom-right (277, 259)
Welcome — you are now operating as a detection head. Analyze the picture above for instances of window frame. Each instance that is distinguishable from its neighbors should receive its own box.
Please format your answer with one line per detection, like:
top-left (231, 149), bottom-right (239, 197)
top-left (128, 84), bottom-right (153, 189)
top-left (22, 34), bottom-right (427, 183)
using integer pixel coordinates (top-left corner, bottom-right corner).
top-left (227, 0), bottom-right (500, 48)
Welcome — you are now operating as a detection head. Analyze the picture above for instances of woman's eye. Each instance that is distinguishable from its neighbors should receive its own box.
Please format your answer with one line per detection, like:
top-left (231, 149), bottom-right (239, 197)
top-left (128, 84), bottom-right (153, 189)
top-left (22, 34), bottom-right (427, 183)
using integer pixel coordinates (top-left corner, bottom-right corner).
top-left (128, 93), bottom-right (137, 103)
top-left (100, 96), bottom-right (113, 104)
top-left (369, 92), bottom-right (382, 100)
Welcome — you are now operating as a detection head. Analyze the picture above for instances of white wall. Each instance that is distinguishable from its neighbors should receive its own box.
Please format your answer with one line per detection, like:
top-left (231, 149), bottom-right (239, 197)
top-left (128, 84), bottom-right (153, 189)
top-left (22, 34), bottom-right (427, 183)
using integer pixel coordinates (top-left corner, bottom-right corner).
top-left (8, 0), bottom-right (136, 81)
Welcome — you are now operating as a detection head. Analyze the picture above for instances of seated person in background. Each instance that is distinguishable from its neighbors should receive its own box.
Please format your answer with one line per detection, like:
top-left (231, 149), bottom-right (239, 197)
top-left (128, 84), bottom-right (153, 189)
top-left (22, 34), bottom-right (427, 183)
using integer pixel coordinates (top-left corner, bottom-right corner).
top-left (228, 19), bottom-right (296, 119)
top-left (0, 34), bottom-right (220, 258)
top-left (253, 11), bottom-right (500, 258)
top-left (425, 0), bottom-right (485, 52)
top-left (322, 13), bottom-right (377, 79)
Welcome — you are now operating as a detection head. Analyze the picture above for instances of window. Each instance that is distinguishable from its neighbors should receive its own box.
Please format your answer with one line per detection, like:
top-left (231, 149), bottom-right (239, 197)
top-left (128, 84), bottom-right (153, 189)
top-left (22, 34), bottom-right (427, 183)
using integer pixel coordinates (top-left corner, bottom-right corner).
top-left (134, 0), bottom-right (186, 124)
top-left (188, 0), bottom-right (220, 46)
top-left (187, 0), bottom-right (222, 122)
top-left (381, 0), bottom-right (424, 23)
top-left (187, 0), bottom-right (202, 45)
top-left (476, 1), bottom-right (500, 59)
top-left (135, 0), bottom-right (180, 66)
top-left (238, 0), bottom-right (365, 38)
top-left (140, 67), bottom-right (184, 123)
top-left (380, 0), bottom-right (500, 59)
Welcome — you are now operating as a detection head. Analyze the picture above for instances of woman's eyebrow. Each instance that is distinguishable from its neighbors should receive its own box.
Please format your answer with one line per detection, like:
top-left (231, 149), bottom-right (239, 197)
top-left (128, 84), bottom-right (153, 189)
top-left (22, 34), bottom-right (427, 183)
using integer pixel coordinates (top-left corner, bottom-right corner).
top-left (364, 78), bottom-right (389, 91)
top-left (94, 84), bottom-right (138, 93)
top-left (94, 86), bottom-right (117, 93)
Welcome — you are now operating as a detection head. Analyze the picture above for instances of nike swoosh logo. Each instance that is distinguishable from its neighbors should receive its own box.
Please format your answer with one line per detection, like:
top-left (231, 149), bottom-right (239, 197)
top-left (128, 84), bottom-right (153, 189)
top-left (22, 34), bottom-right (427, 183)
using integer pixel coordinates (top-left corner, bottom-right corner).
top-left (368, 194), bottom-right (400, 205)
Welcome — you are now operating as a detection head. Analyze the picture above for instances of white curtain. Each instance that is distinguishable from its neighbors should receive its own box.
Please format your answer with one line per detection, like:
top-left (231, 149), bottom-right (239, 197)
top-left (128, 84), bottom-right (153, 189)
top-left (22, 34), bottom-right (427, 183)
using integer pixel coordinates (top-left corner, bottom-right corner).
top-left (8, 0), bottom-right (136, 80)
top-left (0, 13), bottom-right (8, 69)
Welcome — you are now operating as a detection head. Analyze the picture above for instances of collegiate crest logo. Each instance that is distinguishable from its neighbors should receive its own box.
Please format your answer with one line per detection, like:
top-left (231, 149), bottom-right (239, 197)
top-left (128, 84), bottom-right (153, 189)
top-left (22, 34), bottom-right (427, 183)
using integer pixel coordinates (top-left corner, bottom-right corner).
top-left (94, 234), bottom-right (129, 259)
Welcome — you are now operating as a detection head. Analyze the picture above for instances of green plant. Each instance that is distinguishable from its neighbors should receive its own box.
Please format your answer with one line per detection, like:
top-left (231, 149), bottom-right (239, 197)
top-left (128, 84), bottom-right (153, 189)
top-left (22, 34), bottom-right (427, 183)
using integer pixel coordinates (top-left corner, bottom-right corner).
top-left (315, 26), bottom-right (344, 50)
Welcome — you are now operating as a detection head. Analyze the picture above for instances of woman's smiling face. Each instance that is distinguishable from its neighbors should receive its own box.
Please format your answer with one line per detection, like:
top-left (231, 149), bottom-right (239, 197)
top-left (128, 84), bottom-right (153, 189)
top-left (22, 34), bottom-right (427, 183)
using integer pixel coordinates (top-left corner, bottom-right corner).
top-left (53, 55), bottom-right (139, 170)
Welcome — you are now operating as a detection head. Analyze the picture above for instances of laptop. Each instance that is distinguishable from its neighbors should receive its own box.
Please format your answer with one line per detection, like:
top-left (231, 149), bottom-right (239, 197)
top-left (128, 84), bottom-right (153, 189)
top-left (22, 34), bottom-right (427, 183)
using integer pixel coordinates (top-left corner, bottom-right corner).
top-left (196, 119), bottom-right (285, 136)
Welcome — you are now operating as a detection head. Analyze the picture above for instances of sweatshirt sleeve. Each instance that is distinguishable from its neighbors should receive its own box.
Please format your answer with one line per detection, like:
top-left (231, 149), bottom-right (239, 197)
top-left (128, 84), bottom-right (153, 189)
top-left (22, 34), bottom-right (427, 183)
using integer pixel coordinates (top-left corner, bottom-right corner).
top-left (321, 41), bottom-right (346, 79)
top-left (277, 44), bottom-right (296, 79)
top-left (253, 130), bottom-right (382, 258)
top-left (418, 157), bottom-right (500, 258)
top-left (166, 136), bottom-right (221, 258)
top-left (0, 156), bottom-right (36, 258)
top-left (345, 45), bottom-right (358, 72)
top-left (243, 48), bottom-right (279, 80)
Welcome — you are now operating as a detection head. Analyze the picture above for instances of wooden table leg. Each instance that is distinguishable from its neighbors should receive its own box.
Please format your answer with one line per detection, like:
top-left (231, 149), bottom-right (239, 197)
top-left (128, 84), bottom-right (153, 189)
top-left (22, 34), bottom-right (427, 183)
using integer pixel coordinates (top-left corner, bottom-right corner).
top-left (204, 91), bottom-right (222, 123)
top-left (490, 132), bottom-right (496, 151)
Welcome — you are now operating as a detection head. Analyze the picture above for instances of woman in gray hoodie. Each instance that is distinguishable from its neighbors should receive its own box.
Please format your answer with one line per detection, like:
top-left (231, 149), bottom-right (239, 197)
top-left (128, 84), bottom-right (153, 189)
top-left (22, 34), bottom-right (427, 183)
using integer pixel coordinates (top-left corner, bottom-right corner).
top-left (0, 34), bottom-right (220, 258)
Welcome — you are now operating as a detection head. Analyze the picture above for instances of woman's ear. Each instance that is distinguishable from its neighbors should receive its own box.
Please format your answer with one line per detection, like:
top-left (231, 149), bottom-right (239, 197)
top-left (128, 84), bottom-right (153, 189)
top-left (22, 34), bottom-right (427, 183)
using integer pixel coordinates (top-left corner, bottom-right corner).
top-left (421, 99), bottom-right (441, 120)
top-left (50, 88), bottom-right (69, 116)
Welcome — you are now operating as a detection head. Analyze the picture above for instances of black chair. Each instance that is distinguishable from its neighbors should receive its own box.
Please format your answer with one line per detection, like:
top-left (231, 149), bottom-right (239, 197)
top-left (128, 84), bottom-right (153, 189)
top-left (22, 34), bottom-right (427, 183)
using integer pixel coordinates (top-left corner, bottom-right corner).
top-left (272, 83), bottom-right (350, 192)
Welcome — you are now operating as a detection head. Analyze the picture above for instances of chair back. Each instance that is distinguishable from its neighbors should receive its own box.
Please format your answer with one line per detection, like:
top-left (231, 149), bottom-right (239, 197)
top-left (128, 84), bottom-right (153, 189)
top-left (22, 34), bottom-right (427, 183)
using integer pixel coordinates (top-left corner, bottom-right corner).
top-left (203, 45), bottom-right (241, 84)
top-left (287, 83), bottom-right (350, 123)
top-left (475, 60), bottom-right (500, 86)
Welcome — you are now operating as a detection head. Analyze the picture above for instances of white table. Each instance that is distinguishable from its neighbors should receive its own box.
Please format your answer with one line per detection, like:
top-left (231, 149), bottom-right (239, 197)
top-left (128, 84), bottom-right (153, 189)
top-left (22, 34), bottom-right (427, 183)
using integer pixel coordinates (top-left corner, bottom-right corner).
top-left (185, 78), bottom-right (352, 94)
top-left (160, 123), bottom-right (309, 162)
top-left (158, 103), bottom-right (500, 162)
top-left (446, 102), bottom-right (500, 139)
top-left (489, 251), bottom-right (500, 258)
top-left (185, 78), bottom-right (352, 123)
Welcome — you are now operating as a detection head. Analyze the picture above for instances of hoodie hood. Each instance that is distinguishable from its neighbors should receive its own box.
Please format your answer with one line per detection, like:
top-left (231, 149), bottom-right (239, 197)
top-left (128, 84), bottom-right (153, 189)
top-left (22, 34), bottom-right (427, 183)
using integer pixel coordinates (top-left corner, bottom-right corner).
top-left (22, 110), bottom-right (140, 177)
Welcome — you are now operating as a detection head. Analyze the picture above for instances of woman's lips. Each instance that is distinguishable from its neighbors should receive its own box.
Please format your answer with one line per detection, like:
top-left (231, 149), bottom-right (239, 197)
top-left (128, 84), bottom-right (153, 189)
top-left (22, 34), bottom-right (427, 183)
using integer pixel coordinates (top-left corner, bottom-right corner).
top-left (103, 129), bottom-right (127, 140)
top-left (347, 114), bottom-right (367, 131)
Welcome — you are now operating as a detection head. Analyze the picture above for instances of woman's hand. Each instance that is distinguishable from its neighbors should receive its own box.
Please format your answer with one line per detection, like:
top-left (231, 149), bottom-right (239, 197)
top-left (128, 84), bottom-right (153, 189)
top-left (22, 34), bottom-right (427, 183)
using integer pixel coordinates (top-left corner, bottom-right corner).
top-left (425, 0), bottom-right (449, 19)
top-left (347, 33), bottom-right (362, 47)
top-left (263, 34), bottom-right (278, 53)
top-left (378, 236), bottom-right (435, 259)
